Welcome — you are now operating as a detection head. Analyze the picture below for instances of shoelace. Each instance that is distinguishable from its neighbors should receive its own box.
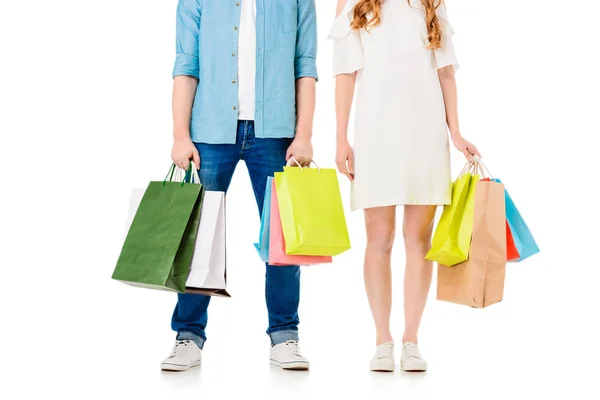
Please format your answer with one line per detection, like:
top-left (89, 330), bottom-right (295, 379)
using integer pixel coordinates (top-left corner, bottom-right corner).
top-left (375, 342), bottom-right (394, 359)
top-left (284, 340), bottom-right (302, 356)
top-left (403, 343), bottom-right (422, 359)
top-left (169, 340), bottom-right (192, 358)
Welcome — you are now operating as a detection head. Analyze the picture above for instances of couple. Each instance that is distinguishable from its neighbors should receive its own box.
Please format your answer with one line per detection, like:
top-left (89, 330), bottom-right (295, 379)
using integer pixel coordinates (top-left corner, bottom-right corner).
top-left (163, 0), bottom-right (480, 373)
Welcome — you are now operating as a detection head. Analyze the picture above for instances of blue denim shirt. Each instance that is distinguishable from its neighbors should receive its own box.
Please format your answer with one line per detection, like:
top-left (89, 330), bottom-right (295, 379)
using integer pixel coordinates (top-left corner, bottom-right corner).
top-left (174, 0), bottom-right (318, 144)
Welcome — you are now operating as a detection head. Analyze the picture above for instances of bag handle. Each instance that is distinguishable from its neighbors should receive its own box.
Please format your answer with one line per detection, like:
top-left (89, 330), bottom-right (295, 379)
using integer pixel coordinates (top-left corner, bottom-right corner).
top-left (473, 156), bottom-right (493, 178)
top-left (458, 160), bottom-right (476, 177)
top-left (287, 156), bottom-right (321, 172)
top-left (457, 158), bottom-right (490, 178)
top-left (164, 164), bottom-right (177, 183)
top-left (163, 162), bottom-right (201, 187)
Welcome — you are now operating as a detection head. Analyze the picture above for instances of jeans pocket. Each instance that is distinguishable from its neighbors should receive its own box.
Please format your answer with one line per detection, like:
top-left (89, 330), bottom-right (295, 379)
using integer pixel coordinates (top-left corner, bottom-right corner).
top-left (275, 4), bottom-right (297, 33)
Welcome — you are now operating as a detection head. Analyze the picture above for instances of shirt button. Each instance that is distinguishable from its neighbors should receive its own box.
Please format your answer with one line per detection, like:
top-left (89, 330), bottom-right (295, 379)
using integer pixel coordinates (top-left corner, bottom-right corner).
top-left (232, 80), bottom-right (236, 83)
top-left (234, 26), bottom-right (238, 31)
top-left (232, 106), bottom-right (237, 110)
top-left (236, 2), bottom-right (240, 6)
top-left (232, 52), bottom-right (236, 57)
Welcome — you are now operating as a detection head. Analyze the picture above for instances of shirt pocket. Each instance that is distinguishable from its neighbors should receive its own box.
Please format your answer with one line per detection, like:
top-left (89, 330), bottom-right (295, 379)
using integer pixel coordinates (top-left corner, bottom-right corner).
top-left (274, 3), bottom-right (297, 33)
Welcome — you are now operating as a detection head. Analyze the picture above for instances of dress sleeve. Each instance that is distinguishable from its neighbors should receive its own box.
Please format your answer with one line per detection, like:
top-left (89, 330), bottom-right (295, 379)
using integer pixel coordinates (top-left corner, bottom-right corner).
top-left (328, 0), bottom-right (364, 77)
top-left (434, 5), bottom-right (459, 71)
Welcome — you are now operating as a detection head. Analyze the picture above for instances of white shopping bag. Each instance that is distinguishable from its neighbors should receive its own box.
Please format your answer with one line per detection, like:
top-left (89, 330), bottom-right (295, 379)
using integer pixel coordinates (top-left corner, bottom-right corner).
top-left (185, 191), bottom-right (229, 297)
top-left (126, 186), bottom-right (230, 297)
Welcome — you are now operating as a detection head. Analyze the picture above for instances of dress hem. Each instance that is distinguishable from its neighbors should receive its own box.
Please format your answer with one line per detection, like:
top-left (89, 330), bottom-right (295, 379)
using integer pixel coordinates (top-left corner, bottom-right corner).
top-left (351, 199), bottom-right (451, 212)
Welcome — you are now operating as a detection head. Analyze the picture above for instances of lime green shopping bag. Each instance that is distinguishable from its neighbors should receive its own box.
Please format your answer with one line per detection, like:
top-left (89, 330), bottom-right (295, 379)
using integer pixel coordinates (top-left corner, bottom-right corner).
top-left (426, 162), bottom-right (479, 266)
top-left (112, 164), bottom-right (204, 293)
top-left (274, 161), bottom-right (351, 256)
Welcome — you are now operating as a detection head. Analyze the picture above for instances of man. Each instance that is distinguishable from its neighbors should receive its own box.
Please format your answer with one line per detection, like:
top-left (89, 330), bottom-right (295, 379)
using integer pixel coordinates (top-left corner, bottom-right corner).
top-left (161, 0), bottom-right (318, 372)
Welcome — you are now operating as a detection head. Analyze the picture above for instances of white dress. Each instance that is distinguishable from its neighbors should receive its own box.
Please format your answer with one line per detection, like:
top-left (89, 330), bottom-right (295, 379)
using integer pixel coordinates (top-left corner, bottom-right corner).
top-left (329, 0), bottom-right (459, 210)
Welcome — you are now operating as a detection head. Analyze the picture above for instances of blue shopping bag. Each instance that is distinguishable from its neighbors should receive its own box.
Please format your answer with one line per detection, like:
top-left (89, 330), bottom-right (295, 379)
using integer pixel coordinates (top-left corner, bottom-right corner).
top-left (254, 177), bottom-right (273, 262)
top-left (492, 178), bottom-right (540, 262)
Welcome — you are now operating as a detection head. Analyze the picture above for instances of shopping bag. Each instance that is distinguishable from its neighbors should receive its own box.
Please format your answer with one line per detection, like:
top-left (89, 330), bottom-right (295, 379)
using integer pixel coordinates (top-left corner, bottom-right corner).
top-left (503, 183), bottom-right (540, 262)
top-left (122, 170), bottom-right (230, 297)
top-left (254, 177), bottom-right (273, 263)
top-left (274, 159), bottom-right (351, 256)
top-left (269, 183), bottom-right (333, 266)
top-left (482, 178), bottom-right (520, 261)
top-left (437, 179), bottom-right (507, 308)
top-left (113, 164), bottom-right (204, 293)
top-left (483, 178), bottom-right (539, 262)
top-left (506, 220), bottom-right (521, 261)
top-left (426, 162), bottom-right (480, 266)
top-left (185, 190), bottom-right (230, 297)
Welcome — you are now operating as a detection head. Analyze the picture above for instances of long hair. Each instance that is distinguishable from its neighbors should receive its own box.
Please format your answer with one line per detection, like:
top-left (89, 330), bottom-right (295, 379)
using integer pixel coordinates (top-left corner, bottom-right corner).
top-left (350, 0), bottom-right (444, 50)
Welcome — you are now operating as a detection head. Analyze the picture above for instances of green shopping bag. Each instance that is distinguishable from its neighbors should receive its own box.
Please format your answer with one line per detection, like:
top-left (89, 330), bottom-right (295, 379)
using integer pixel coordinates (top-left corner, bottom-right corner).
top-left (274, 159), bottom-right (351, 256)
top-left (426, 162), bottom-right (479, 266)
top-left (112, 164), bottom-right (204, 293)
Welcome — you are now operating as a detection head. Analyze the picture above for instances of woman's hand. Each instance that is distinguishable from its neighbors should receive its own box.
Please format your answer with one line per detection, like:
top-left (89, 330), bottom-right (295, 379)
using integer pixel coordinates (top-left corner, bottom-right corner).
top-left (452, 134), bottom-right (481, 161)
top-left (336, 139), bottom-right (355, 181)
top-left (171, 138), bottom-right (200, 170)
top-left (286, 136), bottom-right (314, 166)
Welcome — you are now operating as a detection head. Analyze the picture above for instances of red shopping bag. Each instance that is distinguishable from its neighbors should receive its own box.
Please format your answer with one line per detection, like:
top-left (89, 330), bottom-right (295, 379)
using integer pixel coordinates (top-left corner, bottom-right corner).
top-left (269, 184), bottom-right (332, 266)
top-left (506, 220), bottom-right (520, 261)
top-left (482, 178), bottom-right (520, 261)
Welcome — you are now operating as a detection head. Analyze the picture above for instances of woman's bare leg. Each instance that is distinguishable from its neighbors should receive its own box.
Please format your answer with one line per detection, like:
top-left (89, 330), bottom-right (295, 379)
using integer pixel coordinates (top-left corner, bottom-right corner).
top-left (402, 205), bottom-right (437, 344)
top-left (363, 206), bottom-right (397, 345)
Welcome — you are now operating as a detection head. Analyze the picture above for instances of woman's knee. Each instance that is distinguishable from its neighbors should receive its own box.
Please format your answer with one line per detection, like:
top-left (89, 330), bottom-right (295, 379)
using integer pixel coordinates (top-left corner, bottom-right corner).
top-left (402, 206), bottom-right (436, 250)
top-left (365, 206), bottom-right (396, 252)
top-left (402, 225), bottom-right (432, 250)
top-left (367, 224), bottom-right (396, 252)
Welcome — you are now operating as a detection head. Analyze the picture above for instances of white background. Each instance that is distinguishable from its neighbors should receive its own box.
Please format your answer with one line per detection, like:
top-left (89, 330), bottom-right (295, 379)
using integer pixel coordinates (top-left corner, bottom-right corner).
top-left (1, 1), bottom-right (599, 399)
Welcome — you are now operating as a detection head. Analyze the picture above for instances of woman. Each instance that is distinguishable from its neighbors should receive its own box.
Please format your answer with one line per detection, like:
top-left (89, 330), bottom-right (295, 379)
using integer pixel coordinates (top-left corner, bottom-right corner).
top-left (331, 0), bottom-right (480, 372)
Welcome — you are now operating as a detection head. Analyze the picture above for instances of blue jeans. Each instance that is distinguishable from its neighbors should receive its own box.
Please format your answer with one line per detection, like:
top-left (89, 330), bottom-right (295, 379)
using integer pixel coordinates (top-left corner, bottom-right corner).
top-left (172, 120), bottom-right (301, 348)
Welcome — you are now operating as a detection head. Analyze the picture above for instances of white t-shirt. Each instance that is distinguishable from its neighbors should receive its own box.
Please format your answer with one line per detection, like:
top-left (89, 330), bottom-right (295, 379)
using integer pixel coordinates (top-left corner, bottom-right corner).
top-left (237, 0), bottom-right (256, 120)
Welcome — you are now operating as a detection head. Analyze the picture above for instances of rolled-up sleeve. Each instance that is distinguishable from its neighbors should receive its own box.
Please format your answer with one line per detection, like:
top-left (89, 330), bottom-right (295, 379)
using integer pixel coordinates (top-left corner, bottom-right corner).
top-left (173, 0), bottom-right (201, 79)
top-left (295, 0), bottom-right (318, 81)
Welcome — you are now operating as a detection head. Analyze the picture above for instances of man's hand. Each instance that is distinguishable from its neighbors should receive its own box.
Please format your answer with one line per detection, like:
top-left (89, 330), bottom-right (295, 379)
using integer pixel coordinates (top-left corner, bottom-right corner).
top-left (171, 137), bottom-right (200, 170)
top-left (286, 136), bottom-right (313, 166)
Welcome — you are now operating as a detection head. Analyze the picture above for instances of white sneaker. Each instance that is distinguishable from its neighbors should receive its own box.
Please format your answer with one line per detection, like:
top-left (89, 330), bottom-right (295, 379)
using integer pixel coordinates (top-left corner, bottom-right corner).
top-left (400, 342), bottom-right (427, 372)
top-left (270, 340), bottom-right (310, 370)
top-left (161, 340), bottom-right (202, 372)
top-left (370, 341), bottom-right (395, 372)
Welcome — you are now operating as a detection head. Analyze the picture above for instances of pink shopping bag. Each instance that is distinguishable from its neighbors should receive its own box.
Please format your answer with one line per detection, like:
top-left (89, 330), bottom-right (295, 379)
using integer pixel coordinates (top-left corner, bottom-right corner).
top-left (269, 184), bottom-right (332, 266)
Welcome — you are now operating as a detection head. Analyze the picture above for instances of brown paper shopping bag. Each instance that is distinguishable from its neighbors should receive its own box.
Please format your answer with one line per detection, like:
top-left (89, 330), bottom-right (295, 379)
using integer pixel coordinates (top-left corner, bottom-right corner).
top-left (437, 180), bottom-right (507, 308)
